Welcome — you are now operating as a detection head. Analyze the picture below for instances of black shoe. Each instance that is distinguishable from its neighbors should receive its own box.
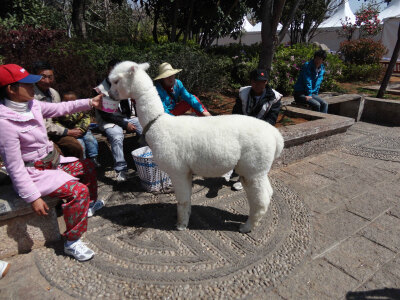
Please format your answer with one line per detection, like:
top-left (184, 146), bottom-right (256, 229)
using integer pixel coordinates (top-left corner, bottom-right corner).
top-left (91, 157), bottom-right (101, 168)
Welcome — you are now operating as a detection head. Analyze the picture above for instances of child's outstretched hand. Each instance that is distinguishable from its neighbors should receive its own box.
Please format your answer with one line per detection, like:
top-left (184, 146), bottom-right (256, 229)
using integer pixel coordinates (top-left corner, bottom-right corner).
top-left (31, 198), bottom-right (49, 216)
top-left (90, 94), bottom-right (103, 109)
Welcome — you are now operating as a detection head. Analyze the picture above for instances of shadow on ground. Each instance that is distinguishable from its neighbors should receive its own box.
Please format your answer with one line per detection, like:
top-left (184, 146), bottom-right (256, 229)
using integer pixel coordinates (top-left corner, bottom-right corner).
top-left (97, 202), bottom-right (247, 232)
top-left (346, 288), bottom-right (400, 300)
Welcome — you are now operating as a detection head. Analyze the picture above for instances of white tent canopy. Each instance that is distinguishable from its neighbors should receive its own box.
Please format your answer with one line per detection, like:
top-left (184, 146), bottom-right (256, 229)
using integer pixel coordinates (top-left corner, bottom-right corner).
top-left (246, 21), bottom-right (282, 32)
top-left (319, 0), bottom-right (355, 28)
top-left (379, 0), bottom-right (400, 20)
top-left (241, 16), bottom-right (254, 32)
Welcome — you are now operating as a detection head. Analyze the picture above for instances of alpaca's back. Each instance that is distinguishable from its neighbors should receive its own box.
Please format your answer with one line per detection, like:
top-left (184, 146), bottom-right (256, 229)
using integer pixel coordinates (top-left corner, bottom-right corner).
top-left (147, 114), bottom-right (283, 177)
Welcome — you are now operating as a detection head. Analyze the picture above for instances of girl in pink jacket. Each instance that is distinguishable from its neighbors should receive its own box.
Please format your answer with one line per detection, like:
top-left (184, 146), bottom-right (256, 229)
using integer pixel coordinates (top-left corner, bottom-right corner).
top-left (0, 64), bottom-right (103, 262)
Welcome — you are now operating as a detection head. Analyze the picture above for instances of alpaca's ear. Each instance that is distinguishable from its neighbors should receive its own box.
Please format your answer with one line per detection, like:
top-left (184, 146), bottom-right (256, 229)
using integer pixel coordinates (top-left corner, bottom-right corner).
top-left (130, 62), bottom-right (139, 73)
top-left (139, 63), bottom-right (150, 71)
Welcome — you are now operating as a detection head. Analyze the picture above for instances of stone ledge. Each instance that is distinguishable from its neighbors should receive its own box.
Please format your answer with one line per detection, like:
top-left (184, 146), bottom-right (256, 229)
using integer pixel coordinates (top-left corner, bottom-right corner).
top-left (0, 184), bottom-right (61, 259)
top-left (0, 185), bottom-right (60, 221)
top-left (361, 96), bottom-right (400, 126)
top-left (325, 94), bottom-right (364, 121)
top-left (279, 106), bottom-right (355, 148)
top-left (289, 94), bottom-right (364, 122)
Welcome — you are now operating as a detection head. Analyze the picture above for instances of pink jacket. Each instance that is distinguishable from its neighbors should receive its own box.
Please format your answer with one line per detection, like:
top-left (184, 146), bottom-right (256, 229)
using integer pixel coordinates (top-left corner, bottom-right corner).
top-left (0, 98), bottom-right (92, 203)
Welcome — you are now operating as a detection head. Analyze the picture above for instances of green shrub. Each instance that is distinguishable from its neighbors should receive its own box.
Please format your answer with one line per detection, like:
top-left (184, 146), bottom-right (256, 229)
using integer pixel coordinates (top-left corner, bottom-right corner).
top-left (208, 43), bottom-right (260, 86)
top-left (51, 41), bottom-right (231, 96)
top-left (339, 38), bottom-right (387, 64)
top-left (342, 63), bottom-right (384, 82)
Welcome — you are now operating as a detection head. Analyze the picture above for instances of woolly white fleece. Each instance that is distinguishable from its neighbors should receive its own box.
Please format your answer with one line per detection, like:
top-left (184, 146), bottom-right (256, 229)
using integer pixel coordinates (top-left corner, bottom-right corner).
top-left (109, 61), bottom-right (284, 233)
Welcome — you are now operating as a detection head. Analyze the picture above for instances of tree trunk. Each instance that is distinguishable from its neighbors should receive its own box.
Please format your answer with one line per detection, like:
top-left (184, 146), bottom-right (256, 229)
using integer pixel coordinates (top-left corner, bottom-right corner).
top-left (377, 22), bottom-right (400, 98)
top-left (278, 0), bottom-right (301, 44)
top-left (152, 3), bottom-right (160, 44)
top-left (72, 0), bottom-right (87, 39)
top-left (183, 0), bottom-right (194, 43)
top-left (259, 0), bottom-right (286, 73)
top-left (170, 0), bottom-right (179, 42)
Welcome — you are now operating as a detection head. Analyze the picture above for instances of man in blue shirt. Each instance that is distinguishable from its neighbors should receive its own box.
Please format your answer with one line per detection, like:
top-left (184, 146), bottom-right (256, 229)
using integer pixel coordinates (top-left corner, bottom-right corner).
top-left (293, 50), bottom-right (328, 113)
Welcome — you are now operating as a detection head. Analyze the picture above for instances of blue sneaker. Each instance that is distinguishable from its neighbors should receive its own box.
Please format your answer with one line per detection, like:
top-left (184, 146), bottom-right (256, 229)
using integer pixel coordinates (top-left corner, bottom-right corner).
top-left (88, 200), bottom-right (105, 218)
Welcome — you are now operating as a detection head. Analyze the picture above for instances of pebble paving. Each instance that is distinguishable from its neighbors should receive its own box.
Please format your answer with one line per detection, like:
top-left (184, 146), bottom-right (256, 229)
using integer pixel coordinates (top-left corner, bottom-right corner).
top-left (2, 121), bottom-right (400, 299)
top-left (34, 178), bottom-right (311, 299)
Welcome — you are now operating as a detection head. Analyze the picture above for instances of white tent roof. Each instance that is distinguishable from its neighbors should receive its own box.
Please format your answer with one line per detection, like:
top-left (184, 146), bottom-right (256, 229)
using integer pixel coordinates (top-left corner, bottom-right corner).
top-left (379, 0), bottom-right (400, 20)
top-left (241, 17), bottom-right (254, 32)
top-left (319, 0), bottom-right (355, 28)
top-left (246, 22), bottom-right (282, 32)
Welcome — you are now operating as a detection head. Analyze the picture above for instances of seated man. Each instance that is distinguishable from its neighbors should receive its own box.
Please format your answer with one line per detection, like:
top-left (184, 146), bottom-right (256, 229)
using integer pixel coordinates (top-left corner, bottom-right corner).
top-left (94, 59), bottom-right (143, 182)
top-left (154, 62), bottom-right (211, 116)
top-left (55, 91), bottom-right (101, 167)
top-left (33, 61), bottom-right (84, 158)
top-left (230, 68), bottom-right (282, 190)
top-left (293, 49), bottom-right (328, 113)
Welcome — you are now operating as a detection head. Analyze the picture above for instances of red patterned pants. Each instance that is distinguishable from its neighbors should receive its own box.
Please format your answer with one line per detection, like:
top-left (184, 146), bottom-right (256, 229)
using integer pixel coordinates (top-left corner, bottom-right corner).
top-left (48, 159), bottom-right (97, 240)
top-left (170, 96), bottom-right (209, 116)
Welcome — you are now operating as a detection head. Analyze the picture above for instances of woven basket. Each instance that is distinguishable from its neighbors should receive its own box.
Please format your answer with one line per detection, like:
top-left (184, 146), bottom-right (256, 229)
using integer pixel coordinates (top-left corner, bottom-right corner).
top-left (131, 146), bottom-right (172, 192)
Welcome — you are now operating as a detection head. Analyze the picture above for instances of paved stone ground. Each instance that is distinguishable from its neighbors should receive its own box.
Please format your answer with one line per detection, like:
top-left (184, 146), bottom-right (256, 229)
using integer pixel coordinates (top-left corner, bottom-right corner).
top-left (1, 121), bottom-right (400, 299)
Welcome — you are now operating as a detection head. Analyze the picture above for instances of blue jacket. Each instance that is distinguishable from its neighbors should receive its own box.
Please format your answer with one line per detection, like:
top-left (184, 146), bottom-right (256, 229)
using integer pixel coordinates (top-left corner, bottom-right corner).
top-left (155, 79), bottom-right (204, 115)
top-left (294, 60), bottom-right (325, 96)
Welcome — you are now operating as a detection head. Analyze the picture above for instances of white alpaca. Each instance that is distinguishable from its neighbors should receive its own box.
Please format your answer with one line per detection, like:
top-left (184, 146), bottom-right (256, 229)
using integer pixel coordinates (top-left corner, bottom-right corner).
top-left (109, 61), bottom-right (284, 233)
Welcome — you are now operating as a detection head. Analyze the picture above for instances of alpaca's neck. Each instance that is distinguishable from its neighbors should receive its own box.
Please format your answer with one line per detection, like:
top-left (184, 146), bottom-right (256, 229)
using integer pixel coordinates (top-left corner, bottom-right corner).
top-left (135, 86), bottom-right (165, 128)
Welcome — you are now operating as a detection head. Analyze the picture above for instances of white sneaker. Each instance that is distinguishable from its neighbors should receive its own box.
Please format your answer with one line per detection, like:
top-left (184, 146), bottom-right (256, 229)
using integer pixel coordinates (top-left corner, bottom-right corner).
top-left (64, 239), bottom-right (95, 262)
top-left (222, 170), bottom-right (234, 182)
top-left (88, 200), bottom-right (105, 218)
top-left (233, 181), bottom-right (243, 191)
top-left (0, 260), bottom-right (10, 279)
top-left (115, 170), bottom-right (127, 182)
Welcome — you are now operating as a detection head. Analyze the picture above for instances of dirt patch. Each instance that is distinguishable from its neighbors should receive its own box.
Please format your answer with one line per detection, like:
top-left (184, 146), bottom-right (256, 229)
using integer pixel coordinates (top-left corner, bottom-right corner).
top-left (200, 90), bottom-right (310, 127)
top-left (275, 113), bottom-right (309, 127)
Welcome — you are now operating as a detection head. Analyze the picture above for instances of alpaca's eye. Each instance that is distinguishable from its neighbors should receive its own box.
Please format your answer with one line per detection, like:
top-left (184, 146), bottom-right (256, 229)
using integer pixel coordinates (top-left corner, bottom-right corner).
top-left (114, 80), bottom-right (119, 85)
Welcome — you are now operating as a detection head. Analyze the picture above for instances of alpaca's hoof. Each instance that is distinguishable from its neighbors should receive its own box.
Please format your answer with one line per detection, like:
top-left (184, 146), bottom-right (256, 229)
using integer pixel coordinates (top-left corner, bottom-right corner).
top-left (176, 224), bottom-right (187, 231)
top-left (239, 222), bottom-right (252, 233)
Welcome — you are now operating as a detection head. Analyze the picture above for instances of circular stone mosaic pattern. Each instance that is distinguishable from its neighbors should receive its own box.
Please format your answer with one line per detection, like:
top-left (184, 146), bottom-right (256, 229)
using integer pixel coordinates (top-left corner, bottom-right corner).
top-left (35, 179), bottom-right (311, 299)
top-left (343, 126), bottom-right (400, 162)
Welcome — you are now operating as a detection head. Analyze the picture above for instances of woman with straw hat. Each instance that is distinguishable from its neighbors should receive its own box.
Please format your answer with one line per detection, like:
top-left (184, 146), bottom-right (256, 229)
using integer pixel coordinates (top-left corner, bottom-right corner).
top-left (154, 62), bottom-right (211, 116)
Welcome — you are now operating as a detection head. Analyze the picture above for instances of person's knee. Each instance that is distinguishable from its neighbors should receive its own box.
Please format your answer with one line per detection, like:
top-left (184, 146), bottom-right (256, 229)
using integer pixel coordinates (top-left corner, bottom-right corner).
top-left (107, 132), bottom-right (124, 143)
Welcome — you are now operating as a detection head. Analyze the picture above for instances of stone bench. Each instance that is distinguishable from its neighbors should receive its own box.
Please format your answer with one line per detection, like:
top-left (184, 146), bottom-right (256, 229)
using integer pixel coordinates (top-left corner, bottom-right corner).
top-left (290, 94), bottom-right (364, 121)
top-left (324, 94), bottom-right (365, 121)
top-left (361, 96), bottom-right (400, 126)
top-left (0, 184), bottom-right (61, 259)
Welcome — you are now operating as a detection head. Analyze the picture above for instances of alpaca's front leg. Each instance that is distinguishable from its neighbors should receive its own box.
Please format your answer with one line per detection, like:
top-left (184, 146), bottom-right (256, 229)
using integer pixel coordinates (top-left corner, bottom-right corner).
top-left (170, 173), bottom-right (193, 231)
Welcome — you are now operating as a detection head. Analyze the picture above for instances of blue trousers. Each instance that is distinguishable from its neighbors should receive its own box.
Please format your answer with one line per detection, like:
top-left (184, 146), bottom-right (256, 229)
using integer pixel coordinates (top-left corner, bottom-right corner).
top-left (104, 117), bottom-right (143, 172)
top-left (77, 130), bottom-right (99, 159)
top-left (294, 91), bottom-right (328, 113)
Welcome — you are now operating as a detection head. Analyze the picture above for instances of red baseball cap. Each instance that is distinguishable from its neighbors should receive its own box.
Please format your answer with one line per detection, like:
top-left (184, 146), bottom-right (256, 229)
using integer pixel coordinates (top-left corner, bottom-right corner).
top-left (0, 64), bottom-right (42, 87)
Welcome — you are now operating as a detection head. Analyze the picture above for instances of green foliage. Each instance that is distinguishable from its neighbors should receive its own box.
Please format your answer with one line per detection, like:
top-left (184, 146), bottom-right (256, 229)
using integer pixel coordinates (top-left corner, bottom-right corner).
top-left (49, 41), bottom-right (230, 95)
top-left (342, 63), bottom-right (384, 82)
top-left (339, 38), bottom-right (387, 64)
top-left (208, 43), bottom-right (260, 86)
top-left (0, 0), bottom-right (65, 30)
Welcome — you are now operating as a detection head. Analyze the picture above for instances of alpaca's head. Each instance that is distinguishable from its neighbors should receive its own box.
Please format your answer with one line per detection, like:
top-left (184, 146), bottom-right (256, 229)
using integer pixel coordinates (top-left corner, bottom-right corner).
top-left (108, 61), bottom-right (151, 100)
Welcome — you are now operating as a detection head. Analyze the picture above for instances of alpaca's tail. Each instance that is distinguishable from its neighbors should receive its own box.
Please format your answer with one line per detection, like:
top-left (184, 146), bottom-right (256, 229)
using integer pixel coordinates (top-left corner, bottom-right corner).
top-left (272, 127), bottom-right (284, 160)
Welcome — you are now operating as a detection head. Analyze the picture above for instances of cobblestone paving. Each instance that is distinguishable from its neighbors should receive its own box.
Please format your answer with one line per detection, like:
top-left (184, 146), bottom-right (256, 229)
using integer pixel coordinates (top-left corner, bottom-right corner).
top-left (1, 121), bottom-right (400, 299)
top-left (33, 178), bottom-right (311, 299)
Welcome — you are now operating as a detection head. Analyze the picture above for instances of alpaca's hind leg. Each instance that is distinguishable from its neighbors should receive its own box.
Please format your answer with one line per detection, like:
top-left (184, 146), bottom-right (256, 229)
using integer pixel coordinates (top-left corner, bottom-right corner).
top-left (239, 174), bottom-right (272, 233)
top-left (170, 172), bottom-right (193, 231)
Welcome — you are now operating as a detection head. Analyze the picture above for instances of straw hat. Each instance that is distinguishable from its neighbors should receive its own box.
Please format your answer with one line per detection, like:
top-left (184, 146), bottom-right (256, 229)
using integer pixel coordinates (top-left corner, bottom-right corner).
top-left (153, 62), bottom-right (182, 80)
